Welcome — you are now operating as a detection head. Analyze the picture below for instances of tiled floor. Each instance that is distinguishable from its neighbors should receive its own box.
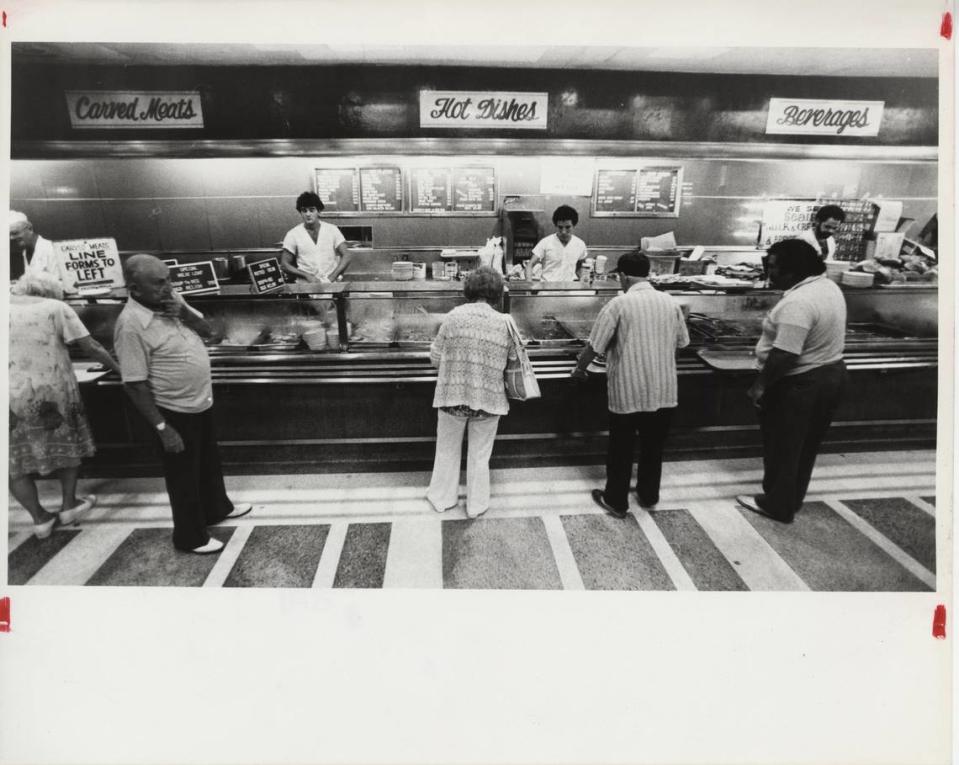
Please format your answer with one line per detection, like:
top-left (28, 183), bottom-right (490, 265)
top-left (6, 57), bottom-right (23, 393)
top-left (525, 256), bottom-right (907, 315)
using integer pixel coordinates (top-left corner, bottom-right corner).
top-left (7, 450), bottom-right (939, 591)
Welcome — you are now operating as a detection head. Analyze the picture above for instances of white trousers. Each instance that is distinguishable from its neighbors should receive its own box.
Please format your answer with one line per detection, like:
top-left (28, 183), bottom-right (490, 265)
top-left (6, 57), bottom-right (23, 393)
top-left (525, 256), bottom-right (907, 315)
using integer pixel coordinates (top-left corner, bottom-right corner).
top-left (426, 410), bottom-right (501, 517)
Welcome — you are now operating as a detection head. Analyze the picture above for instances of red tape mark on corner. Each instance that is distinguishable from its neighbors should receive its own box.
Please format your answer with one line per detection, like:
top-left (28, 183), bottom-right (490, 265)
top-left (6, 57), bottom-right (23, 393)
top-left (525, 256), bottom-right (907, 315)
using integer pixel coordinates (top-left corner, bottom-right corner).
top-left (933, 604), bottom-right (946, 639)
top-left (942, 11), bottom-right (953, 39)
top-left (0, 597), bottom-right (9, 633)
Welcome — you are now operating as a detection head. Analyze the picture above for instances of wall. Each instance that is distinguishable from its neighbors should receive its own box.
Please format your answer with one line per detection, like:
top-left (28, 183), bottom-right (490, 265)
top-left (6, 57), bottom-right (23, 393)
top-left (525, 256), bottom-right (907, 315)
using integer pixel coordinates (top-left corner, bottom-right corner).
top-left (9, 154), bottom-right (938, 252)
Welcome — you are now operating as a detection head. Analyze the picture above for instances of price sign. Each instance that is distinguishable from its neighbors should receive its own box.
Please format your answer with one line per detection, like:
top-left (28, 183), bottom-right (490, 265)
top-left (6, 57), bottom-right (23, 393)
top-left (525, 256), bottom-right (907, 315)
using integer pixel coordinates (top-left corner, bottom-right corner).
top-left (452, 167), bottom-right (496, 213)
top-left (636, 167), bottom-right (682, 215)
top-left (168, 261), bottom-right (220, 295)
top-left (359, 166), bottom-right (403, 212)
top-left (410, 167), bottom-right (451, 212)
top-left (593, 167), bottom-right (683, 217)
top-left (593, 169), bottom-right (637, 214)
top-left (314, 168), bottom-right (360, 212)
top-left (247, 258), bottom-right (286, 294)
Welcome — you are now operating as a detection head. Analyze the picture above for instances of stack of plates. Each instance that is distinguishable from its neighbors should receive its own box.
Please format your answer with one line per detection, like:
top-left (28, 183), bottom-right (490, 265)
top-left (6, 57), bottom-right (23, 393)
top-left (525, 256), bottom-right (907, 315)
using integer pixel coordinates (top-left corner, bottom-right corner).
top-left (391, 262), bottom-right (414, 281)
top-left (841, 270), bottom-right (875, 288)
top-left (824, 260), bottom-right (853, 283)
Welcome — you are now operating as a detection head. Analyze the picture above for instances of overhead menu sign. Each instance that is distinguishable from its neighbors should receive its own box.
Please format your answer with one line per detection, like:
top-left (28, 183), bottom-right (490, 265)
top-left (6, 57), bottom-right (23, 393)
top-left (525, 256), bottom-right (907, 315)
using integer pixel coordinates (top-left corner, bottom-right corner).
top-left (420, 91), bottom-right (548, 130)
top-left (54, 238), bottom-right (124, 294)
top-left (592, 167), bottom-right (683, 217)
top-left (410, 168), bottom-right (451, 212)
top-left (168, 261), bottom-right (220, 295)
top-left (452, 167), bottom-right (497, 212)
top-left (765, 98), bottom-right (884, 137)
top-left (359, 167), bottom-right (403, 212)
top-left (65, 91), bottom-right (204, 129)
top-left (315, 168), bottom-right (360, 212)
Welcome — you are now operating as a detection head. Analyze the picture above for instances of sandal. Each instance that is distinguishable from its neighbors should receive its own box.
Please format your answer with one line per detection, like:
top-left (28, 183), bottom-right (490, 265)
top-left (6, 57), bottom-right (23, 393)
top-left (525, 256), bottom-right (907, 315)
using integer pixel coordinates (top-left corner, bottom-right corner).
top-left (33, 516), bottom-right (57, 539)
top-left (59, 494), bottom-right (97, 525)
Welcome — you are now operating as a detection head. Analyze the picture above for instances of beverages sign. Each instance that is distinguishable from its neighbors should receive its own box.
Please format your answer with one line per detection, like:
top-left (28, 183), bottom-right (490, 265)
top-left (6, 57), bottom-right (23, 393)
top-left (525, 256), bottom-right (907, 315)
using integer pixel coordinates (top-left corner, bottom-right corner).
top-left (54, 238), bottom-right (124, 294)
top-left (65, 91), bottom-right (204, 129)
top-left (766, 98), bottom-right (884, 137)
top-left (420, 91), bottom-right (548, 130)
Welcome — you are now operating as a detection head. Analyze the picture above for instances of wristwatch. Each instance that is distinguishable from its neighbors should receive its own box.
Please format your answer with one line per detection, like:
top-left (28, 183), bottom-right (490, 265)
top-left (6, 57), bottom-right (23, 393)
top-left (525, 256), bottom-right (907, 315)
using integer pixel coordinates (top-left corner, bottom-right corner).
top-left (156, 422), bottom-right (167, 432)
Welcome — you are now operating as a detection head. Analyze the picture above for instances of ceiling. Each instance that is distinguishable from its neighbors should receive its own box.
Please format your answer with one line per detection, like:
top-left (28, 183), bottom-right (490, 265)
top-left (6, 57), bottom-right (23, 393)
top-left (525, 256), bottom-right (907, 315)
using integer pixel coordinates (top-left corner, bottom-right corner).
top-left (12, 42), bottom-right (939, 78)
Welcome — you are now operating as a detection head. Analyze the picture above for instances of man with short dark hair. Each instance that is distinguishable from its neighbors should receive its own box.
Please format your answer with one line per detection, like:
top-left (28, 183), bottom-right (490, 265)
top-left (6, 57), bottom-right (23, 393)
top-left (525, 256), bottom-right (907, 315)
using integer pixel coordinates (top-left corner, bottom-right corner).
top-left (280, 191), bottom-right (352, 283)
top-left (799, 204), bottom-right (846, 259)
top-left (737, 238), bottom-right (848, 524)
top-left (114, 254), bottom-right (252, 554)
top-left (572, 250), bottom-right (690, 518)
top-left (528, 204), bottom-right (588, 281)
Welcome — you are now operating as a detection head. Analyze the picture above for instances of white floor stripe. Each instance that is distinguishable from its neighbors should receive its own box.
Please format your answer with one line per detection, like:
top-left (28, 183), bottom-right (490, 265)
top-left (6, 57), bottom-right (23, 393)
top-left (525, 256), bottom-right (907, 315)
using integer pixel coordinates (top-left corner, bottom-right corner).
top-left (823, 499), bottom-right (937, 590)
top-left (633, 508), bottom-right (696, 591)
top-left (904, 495), bottom-right (937, 517)
top-left (541, 515), bottom-right (585, 591)
top-left (688, 502), bottom-right (810, 591)
top-left (203, 526), bottom-right (254, 587)
top-left (27, 527), bottom-right (132, 586)
top-left (382, 517), bottom-right (443, 589)
top-left (311, 521), bottom-right (348, 588)
top-left (7, 531), bottom-right (34, 555)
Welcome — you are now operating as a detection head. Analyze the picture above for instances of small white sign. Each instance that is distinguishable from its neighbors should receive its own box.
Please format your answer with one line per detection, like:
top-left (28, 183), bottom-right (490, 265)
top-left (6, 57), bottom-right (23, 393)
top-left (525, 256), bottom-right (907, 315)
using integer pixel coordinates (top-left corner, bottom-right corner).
top-left (54, 238), bottom-right (124, 294)
top-left (766, 98), bottom-right (884, 137)
top-left (65, 91), bottom-right (204, 129)
top-left (539, 158), bottom-right (595, 196)
top-left (420, 91), bottom-right (548, 130)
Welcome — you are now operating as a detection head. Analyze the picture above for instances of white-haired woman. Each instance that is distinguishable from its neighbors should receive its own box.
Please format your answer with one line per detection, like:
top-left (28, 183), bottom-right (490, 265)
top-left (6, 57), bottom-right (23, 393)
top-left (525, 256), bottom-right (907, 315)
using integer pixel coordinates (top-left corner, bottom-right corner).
top-left (9, 272), bottom-right (120, 538)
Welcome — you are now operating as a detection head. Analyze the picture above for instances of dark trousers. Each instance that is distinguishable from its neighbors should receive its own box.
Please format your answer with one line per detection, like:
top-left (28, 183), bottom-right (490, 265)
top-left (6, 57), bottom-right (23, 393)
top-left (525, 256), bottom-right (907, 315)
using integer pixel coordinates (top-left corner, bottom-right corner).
top-left (157, 407), bottom-right (234, 551)
top-left (758, 361), bottom-right (847, 519)
top-left (604, 407), bottom-right (675, 511)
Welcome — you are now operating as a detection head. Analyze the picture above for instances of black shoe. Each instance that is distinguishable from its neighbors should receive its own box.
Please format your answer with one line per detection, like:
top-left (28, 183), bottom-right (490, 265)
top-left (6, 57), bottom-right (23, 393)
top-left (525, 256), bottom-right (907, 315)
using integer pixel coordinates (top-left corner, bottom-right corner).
top-left (736, 494), bottom-right (793, 524)
top-left (591, 489), bottom-right (628, 519)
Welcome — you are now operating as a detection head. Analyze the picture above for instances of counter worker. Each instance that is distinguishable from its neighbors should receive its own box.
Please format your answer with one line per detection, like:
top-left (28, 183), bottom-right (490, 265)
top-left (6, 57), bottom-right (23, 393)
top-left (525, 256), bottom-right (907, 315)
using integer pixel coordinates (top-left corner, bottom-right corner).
top-left (528, 204), bottom-right (588, 281)
top-left (737, 238), bottom-right (847, 524)
top-left (571, 250), bottom-right (690, 518)
top-left (280, 191), bottom-right (352, 283)
top-left (114, 254), bottom-right (252, 555)
top-left (798, 204), bottom-right (845, 260)
top-left (9, 210), bottom-right (60, 284)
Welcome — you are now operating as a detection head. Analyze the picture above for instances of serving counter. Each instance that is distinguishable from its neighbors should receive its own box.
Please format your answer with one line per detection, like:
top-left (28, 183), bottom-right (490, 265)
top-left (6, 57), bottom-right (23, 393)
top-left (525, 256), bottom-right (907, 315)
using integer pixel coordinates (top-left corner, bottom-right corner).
top-left (69, 280), bottom-right (938, 476)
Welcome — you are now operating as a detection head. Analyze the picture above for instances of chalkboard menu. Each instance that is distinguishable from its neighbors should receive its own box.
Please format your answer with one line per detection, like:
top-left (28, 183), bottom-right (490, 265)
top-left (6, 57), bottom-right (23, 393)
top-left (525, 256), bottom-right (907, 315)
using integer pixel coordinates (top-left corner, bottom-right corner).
top-left (168, 261), bottom-right (220, 295)
top-left (832, 199), bottom-right (878, 261)
top-left (314, 168), bottom-right (359, 212)
top-left (410, 167), bottom-right (452, 212)
top-left (247, 258), bottom-right (286, 294)
top-left (452, 167), bottom-right (496, 213)
top-left (592, 167), bottom-right (683, 217)
top-left (760, 199), bottom-right (877, 261)
top-left (359, 167), bottom-right (403, 212)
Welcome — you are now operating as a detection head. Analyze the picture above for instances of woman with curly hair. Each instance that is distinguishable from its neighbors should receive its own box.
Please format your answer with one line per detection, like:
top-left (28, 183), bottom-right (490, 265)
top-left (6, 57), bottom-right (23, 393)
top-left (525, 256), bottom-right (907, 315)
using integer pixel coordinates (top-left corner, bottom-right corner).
top-left (9, 272), bottom-right (119, 538)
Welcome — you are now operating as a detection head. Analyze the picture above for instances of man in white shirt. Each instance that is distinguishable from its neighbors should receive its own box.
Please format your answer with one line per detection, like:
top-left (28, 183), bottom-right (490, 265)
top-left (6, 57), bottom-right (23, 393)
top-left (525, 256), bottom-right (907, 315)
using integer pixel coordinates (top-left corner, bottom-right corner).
top-left (798, 204), bottom-right (845, 260)
top-left (571, 250), bottom-right (690, 518)
top-left (528, 205), bottom-right (588, 282)
top-left (9, 210), bottom-right (59, 283)
top-left (280, 192), bottom-right (352, 283)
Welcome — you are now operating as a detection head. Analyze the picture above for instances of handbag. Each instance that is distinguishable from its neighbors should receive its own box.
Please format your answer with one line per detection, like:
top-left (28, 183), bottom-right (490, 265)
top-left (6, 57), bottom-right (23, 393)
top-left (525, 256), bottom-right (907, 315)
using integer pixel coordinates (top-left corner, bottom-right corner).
top-left (504, 316), bottom-right (541, 401)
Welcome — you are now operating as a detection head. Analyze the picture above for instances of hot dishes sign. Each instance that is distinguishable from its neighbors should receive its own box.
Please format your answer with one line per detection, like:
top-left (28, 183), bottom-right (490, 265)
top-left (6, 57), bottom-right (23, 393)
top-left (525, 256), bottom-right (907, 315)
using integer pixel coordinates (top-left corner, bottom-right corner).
top-left (420, 91), bottom-right (548, 130)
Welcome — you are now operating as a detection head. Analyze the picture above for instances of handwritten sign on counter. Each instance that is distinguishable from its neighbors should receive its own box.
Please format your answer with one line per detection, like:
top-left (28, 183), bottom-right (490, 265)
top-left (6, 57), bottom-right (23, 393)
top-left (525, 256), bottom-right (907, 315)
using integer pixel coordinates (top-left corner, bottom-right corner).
top-left (248, 258), bottom-right (286, 294)
top-left (54, 238), bottom-right (124, 294)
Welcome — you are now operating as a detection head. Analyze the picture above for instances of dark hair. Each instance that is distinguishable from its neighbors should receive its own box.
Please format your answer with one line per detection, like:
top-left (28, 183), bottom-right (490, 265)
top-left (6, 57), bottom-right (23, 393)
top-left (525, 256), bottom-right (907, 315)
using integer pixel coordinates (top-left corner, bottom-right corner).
top-left (296, 192), bottom-right (324, 212)
top-left (552, 205), bottom-right (578, 226)
top-left (464, 265), bottom-right (504, 303)
top-left (815, 204), bottom-right (846, 223)
top-left (766, 239), bottom-right (826, 278)
top-left (612, 249), bottom-right (650, 278)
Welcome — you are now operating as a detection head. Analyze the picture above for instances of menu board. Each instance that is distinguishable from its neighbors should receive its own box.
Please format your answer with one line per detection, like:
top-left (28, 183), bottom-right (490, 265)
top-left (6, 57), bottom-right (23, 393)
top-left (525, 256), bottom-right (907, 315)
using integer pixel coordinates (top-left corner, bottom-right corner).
top-left (247, 258), bottom-right (286, 294)
top-left (760, 199), bottom-right (877, 261)
top-left (593, 167), bottom-right (683, 217)
top-left (452, 167), bottom-right (496, 213)
top-left (168, 261), bottom-right (220, 295)
top-left (314, 168), bottom-right (359, 212)
top-left (832, 199), bottom-right (878, 261)
top-left (359, 166), bottom-right (403, 212)
top-left (410, 167), bottom-right (452, 212)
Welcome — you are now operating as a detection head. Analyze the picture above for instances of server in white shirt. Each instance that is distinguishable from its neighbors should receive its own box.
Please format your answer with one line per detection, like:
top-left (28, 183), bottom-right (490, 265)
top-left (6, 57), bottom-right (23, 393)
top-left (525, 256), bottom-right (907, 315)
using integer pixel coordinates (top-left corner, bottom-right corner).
top-left (9, 210), bottom-right (59, 283)
top-left (280, 192), bottom-right (353, 283)
top-left (798, 204), bottom-right (845, 260)
top-left (572, 250), bottom-right (690, 518)
top-left (528, 204), bottom-right (588, 282)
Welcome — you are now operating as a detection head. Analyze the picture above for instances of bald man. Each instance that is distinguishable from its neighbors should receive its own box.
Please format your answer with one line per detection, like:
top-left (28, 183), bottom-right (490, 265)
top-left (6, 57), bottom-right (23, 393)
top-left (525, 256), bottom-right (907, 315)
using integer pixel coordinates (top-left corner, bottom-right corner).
top-left (9, 210), bottom-right (59, 283)
top-left (114, 254), bottom-right (251, 554)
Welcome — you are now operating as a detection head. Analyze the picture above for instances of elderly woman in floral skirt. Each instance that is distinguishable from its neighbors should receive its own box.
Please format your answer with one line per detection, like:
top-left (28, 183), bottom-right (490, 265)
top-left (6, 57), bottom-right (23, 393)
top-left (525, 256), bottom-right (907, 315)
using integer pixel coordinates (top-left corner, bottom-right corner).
top-left (426, 266), bottom-right (517, 519)
top-left (9, 272), bottom-right (119, 538)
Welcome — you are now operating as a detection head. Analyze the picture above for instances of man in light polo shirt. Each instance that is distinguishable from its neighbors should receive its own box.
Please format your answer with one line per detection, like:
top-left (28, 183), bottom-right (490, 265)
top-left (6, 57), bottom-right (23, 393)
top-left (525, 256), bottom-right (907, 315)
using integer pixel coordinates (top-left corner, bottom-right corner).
top-left (571, 250), bottom-right (690, 518)
top-left (114, 254), bottom-right (251, 554)
top-left (528, 204), bottom-right (588, 282)
top-left (280, 191), bottom-right (353, 284)
top-left (737, 238), bottom-right (848, 524)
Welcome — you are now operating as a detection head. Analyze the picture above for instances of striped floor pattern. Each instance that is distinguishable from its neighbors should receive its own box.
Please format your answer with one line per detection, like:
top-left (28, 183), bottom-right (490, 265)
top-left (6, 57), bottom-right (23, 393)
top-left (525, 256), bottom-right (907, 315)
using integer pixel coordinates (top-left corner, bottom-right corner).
top-left (7, 450), bottom-right (939, 592)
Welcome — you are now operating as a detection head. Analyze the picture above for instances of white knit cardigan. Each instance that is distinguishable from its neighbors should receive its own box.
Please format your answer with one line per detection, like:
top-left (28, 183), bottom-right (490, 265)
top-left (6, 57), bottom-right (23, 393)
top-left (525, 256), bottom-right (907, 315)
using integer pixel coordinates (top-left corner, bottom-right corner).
top-left (430, 301), bottom-right (514, 415)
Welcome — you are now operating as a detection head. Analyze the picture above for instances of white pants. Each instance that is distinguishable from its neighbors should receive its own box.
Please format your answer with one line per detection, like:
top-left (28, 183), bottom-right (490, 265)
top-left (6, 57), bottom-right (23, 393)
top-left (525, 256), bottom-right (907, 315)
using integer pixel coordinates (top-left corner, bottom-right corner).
top-left (426, 410), bottom-right (501, 517)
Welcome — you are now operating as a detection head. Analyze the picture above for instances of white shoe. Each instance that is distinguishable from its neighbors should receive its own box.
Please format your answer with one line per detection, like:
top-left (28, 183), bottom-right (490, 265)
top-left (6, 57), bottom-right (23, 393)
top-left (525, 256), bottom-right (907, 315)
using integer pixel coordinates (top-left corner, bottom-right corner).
top-left (191, 537), bottom-right (225, 554)
top-left (59, 495), bottom-right (97, 525)
top-left (33, 516), bottom-right (57, 539)
top-left (466, 507), bottom-right (489, 520)
top-left (222, 503), bottom-right (252, 520)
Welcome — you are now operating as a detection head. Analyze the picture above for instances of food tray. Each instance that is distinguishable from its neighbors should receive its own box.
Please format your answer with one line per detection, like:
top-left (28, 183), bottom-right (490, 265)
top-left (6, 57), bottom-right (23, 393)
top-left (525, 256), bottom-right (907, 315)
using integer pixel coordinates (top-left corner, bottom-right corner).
top-left (697, 349), bottom-right (758, 372)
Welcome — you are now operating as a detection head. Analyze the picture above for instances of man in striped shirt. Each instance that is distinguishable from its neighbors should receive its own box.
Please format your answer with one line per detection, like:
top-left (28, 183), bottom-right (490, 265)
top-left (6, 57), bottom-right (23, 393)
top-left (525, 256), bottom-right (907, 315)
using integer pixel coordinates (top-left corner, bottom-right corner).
top-left (572, 251), bottom-right (690, 518)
